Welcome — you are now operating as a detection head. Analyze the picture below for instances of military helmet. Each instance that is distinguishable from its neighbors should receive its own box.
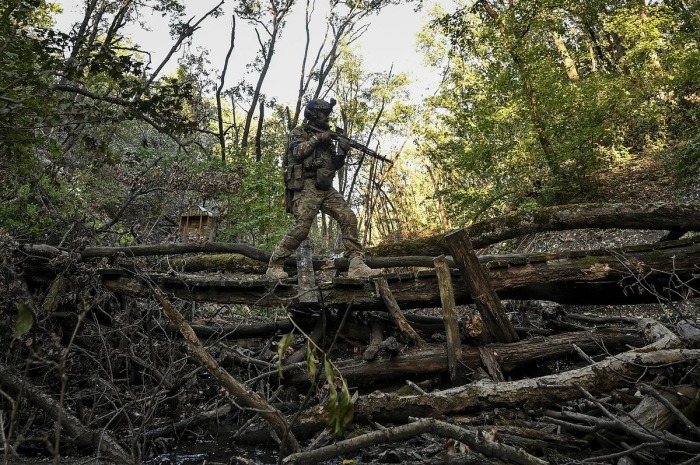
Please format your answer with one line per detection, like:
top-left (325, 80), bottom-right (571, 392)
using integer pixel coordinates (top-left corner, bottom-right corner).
top-left (304, 98), bottom-right (336, 121)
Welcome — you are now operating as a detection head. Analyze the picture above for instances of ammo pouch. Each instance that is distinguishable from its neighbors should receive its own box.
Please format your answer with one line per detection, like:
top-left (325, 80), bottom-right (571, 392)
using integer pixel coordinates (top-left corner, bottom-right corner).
top-left (285, 164), bottom-right (304, 191)
top-left (315, 168), bottom-right (334, 190)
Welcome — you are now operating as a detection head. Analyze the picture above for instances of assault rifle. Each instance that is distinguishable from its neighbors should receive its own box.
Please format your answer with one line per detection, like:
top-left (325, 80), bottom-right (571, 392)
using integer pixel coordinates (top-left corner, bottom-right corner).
top-left (308, 125), bottom-right (393, 164)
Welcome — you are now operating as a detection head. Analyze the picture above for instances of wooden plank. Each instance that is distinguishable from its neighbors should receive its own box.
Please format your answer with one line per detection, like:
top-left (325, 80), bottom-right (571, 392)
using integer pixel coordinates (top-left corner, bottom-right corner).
top-left (296, 239), bottom-right (318, 303)
top-left (434, 255), bottom-right (467, 385)
top-left (445, 228), bottom-right (519, 343)
top-left (479, 347), bottom-right (505, 382)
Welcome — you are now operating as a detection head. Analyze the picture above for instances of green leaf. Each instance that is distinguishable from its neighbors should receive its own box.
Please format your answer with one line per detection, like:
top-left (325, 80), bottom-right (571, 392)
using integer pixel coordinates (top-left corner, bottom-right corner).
top-left (48, 139), bottom-right (61, 158)
top-left (276, 332), bottom-right (295, 379)
top-left (324, 358), bottom-right (336, 386)
top-left (13, 302), bottom-right (34, 339)
top-left (306, 340), bottom-right (318, 384)
top-left (337, 379), bottom-right (355, 434)
top-left (321, 361), bottom-right (355, 436)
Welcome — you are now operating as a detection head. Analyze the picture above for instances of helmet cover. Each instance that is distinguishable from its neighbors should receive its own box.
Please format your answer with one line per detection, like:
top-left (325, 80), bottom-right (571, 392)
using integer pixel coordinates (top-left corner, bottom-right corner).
top-left (304, 98), bottom-right (336, 121)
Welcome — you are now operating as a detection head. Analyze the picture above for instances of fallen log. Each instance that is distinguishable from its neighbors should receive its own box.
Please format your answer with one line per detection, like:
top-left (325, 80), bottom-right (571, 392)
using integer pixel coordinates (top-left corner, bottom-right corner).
top-left (101, 238), bottom-right (700, 307)
top-left (375, 278), bottom-right (427, 348)
top-left (141, 402), bottom-right (232, 441)
top-left (627, 384), bottom-right (700, 434)
top-left (284, 325), bottom-right (649, 386)
top-left (541, 384), bottom-right (700, 462)
top-left (27, 202), bottom-right (696, 265)
top-left (363, 321), bottom-right (384, 361)
top-left (540, 409), bottom-right (687, 462)
top-left (146, 319), bottom-right (296, 340)
top-left (353, 323), bottom-right (687, 422)
top-left (368, 201), bottom-right (700, 257)
top-left (492, 424), bottom-right (589, 453)
top-left (434, 255), bottom-right (467, 383)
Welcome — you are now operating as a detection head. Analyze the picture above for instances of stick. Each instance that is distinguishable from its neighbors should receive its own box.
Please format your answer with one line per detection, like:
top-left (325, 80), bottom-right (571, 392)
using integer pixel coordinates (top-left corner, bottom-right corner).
top-left (151, 286), bottom-right (300, 454)
top-left (282, 418), bottom-right (547, 465)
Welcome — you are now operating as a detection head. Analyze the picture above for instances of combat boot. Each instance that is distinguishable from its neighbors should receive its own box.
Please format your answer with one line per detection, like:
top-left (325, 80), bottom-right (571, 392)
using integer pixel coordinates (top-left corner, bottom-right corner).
top-left (266, 263), bottom-right (289, 280)
top-left (347, 256), bottom-right (382, 279)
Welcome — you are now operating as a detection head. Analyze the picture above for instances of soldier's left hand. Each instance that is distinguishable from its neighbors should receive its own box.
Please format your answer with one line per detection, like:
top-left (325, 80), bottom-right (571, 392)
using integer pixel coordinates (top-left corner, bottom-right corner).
top-left (316, 131), bottom-right (332, 144)
top-left (338, 139), bottom-right (351, 152)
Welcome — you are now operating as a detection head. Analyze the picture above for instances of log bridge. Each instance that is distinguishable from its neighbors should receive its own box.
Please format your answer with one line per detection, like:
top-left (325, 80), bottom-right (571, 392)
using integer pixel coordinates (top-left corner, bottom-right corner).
top-left (85, 201), bottom-right (700, 312)
top-left (100, 236), bottom-right (700, 309)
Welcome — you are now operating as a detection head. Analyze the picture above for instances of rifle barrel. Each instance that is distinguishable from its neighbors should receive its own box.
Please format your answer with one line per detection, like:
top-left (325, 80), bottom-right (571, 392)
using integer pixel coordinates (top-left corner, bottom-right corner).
top-left (307, 125), bottom-right (392, 164)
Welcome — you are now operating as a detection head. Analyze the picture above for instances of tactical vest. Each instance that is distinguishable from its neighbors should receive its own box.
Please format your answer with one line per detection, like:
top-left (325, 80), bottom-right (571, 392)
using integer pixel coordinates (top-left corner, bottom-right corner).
top-left (284, 125), bottom-right (343, 191)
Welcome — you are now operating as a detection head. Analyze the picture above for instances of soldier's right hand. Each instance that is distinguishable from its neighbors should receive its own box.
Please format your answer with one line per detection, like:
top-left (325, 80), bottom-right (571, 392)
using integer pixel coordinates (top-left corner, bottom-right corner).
top-left (315, 131), bottom-right (332, 144)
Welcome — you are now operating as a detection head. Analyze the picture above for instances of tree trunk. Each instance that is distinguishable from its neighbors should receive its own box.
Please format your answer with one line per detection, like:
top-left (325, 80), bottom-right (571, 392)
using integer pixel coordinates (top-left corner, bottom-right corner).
top-left (241, 23), bottom-right (279, 149)
top-left (552, 31), bottom-right (580, 81)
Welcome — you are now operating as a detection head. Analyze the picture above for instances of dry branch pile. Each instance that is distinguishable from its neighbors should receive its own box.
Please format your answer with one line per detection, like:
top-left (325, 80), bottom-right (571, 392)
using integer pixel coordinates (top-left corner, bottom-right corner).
top-left (1, 202), bottom-right (700, 465)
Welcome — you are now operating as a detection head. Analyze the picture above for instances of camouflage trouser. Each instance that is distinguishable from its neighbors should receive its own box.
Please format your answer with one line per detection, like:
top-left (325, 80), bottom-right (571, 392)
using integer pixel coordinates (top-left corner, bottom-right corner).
top-left (270, 179), bottom-right (363, 265)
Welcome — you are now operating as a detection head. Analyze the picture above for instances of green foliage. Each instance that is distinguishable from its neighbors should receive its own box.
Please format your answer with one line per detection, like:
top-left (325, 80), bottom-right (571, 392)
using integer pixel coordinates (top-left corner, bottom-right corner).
top-left (670, 138), bottom-right (700, 185)
top-left (322, 358), bottom-right (354, 437)
top-left (0, 0), bottom-right (221, 244)
top-left (0, 1), bottom-right (63, 167)
top-left (0, 175), bottom-right (76, 241)
top-left (13, 302), bottom-right (34, 340)
top-left (418, 0), bottom-right (700, 222)
top-left (306, 340), bottom-right (319, 384)
top-left (217, 154), bottom-right (290, 249)
top-left (276, 332), bottom-right (295, 379)
top-left (326, 49), bottom-right (436, 244)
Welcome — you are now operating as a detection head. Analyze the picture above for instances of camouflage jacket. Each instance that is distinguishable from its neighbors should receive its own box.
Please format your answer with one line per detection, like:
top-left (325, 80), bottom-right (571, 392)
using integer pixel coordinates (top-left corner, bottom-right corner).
top-left (288, 124), bottom-right (345, 173)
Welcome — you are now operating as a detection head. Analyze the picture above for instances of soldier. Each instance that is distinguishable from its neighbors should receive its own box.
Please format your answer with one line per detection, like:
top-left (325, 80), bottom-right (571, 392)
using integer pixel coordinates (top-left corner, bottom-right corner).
top-left (266, 98), bottom-right (382, 280)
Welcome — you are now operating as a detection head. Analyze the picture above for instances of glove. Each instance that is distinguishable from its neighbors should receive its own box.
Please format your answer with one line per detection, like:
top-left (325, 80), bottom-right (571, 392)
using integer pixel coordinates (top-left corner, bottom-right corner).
top-left (315, 131), bottom-right (332, 144)
top-left (338, 139), bottom-right (351, 153)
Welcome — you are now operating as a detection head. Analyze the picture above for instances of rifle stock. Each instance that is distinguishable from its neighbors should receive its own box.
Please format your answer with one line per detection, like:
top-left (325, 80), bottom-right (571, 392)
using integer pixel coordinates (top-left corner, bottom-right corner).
top-left (308, 125), bottom-right (393, 164)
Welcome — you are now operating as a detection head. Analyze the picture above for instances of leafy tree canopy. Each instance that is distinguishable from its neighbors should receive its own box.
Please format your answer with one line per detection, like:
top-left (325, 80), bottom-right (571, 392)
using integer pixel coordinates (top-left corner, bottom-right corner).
top-left (418, 0), bottom-right (699, 223)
